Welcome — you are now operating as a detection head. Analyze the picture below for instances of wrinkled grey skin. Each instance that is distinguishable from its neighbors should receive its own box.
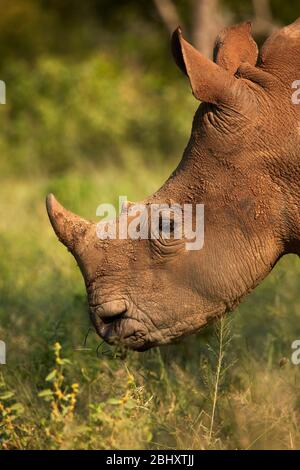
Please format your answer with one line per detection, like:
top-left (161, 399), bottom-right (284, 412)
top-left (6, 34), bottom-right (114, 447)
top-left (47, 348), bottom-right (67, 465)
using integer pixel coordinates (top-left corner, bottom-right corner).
top-left (47, 20), bottom-right (300, 351)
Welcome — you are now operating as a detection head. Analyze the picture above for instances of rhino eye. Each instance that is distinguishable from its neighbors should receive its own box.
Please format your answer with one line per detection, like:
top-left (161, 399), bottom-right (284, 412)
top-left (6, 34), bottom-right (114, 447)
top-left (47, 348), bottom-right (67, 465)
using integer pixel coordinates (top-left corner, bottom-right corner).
top-left (158, 214), bottom-right (175, 238)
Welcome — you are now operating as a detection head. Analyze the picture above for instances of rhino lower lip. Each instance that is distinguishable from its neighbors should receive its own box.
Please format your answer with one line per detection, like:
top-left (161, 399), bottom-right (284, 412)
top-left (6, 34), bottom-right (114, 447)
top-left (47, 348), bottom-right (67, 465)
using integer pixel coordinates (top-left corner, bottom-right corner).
top-left (96, 317), bottom-right (147, 348)
top-left (98, 323), bottom-right (112, 340)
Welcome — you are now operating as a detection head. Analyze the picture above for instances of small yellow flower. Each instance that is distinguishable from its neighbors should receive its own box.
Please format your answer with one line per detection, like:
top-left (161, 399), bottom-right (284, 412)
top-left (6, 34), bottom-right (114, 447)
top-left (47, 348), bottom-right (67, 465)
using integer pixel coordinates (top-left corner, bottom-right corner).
top-left (53, 342), bottom-right (61, 352)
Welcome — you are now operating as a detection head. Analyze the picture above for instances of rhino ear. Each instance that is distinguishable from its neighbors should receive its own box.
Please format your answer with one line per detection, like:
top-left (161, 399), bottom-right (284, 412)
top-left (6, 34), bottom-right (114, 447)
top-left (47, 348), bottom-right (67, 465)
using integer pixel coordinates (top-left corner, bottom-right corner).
top-left (213, 21), bottom-right (258, 73)
top-left (171, 27), bottom-right (237, 105)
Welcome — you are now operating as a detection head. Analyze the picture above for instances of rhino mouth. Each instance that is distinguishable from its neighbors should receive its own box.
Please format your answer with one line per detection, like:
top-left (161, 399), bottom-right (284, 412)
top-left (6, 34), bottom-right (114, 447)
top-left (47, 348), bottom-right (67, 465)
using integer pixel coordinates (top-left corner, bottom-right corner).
top-left (90, 303), bottom-right (152, 351)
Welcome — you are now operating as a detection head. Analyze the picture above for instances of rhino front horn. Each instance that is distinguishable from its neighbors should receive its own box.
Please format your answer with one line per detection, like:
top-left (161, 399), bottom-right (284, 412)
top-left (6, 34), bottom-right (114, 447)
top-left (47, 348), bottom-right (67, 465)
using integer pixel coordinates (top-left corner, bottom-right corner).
top-left (46, 193), bottom-right (91, 253)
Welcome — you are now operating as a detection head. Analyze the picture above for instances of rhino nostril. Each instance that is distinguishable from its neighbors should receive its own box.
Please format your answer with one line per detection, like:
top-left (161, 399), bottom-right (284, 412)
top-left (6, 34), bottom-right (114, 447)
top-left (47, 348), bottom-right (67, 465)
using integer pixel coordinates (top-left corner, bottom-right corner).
top-left (96, 300), bottom-right (127, 324)
top-left (102, 311), bottom-right (126, 324)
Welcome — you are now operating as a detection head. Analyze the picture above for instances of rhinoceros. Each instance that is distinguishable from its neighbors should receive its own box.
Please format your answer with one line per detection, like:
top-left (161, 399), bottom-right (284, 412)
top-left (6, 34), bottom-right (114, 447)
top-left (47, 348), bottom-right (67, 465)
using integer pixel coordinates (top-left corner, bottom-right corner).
top-left (46, 20), bottom-right (300, 351)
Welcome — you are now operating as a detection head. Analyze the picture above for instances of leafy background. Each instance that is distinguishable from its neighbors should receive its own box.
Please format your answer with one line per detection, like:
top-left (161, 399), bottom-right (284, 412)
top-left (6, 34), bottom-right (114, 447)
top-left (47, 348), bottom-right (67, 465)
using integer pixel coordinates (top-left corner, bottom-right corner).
top-left (0, 0), bottom-right (300, 449)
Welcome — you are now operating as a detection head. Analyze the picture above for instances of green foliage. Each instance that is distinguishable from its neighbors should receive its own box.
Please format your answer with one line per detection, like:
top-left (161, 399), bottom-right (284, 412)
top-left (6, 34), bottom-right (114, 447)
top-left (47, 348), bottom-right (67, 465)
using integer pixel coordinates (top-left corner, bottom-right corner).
top-left (0, 53), bottom-right (195, 177)
top-left (0, 373), bottom-right (27, 449)
top-left (0, 0), bottom-right (298, 178)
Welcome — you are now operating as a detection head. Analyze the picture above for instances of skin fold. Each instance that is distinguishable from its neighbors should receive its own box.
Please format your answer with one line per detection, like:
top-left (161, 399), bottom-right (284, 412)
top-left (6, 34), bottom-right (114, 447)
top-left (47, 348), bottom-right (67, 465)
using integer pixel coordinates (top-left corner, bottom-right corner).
top-left (46, 20), bottom-right (300, 351)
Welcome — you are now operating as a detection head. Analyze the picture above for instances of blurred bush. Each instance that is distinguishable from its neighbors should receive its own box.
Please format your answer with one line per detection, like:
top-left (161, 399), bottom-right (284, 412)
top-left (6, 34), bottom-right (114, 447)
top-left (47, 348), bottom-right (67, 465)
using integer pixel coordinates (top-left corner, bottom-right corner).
top-left (0, 52), bottom-right (196, 176)
top-left (0, 0), bottom-right (298, 177)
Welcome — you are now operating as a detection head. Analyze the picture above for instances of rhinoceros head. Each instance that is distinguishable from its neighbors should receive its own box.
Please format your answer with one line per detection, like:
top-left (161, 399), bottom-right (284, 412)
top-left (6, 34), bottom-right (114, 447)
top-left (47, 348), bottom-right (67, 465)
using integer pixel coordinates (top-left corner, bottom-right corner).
top-left (47, 20), bottom-right (300, 350)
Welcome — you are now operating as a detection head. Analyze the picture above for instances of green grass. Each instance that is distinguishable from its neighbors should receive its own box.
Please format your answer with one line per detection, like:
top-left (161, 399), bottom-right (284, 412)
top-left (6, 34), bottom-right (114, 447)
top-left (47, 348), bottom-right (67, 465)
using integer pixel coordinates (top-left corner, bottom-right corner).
top-left (1, 167), bottom-right (300, 450)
